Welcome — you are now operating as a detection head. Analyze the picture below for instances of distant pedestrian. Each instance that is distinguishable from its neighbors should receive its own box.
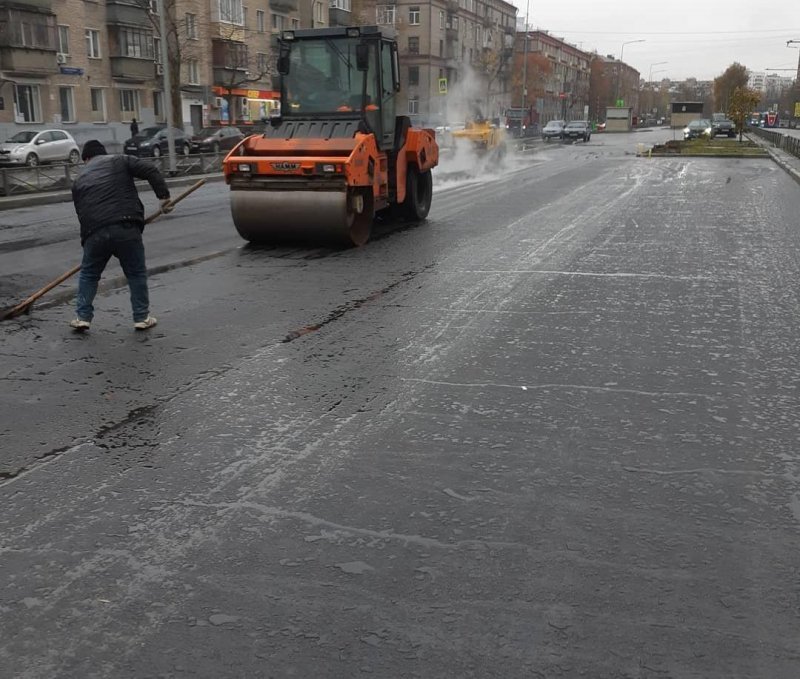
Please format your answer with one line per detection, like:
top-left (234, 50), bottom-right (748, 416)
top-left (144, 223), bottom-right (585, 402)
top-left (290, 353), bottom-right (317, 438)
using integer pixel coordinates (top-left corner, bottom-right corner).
top-left (130, 118), bottom-right (139, 137)
top-left (69, 139), bottom-right (172, 332)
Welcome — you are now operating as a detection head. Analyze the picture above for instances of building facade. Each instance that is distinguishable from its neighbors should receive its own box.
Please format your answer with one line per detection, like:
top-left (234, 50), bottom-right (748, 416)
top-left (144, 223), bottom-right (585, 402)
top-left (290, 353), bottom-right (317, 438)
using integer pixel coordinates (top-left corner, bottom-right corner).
top-left (512, 30), bottom-right (591, 125)
top-left (588, 54), bottom-right (640, 122)
top-left (373, 0), bottom-right (516, 125)
top-left (0, 0), bottom-right (322, 147)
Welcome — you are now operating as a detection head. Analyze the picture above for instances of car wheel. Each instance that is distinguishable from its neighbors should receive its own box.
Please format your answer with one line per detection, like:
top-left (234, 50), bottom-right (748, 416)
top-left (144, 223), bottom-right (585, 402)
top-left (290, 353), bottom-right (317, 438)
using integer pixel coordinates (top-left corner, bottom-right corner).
top-left (152, 146), bottom-right (162, 158)
top-left (26, 153), bottom-right (39, 167)
top-left (68, 149), bottom-right (80, 165)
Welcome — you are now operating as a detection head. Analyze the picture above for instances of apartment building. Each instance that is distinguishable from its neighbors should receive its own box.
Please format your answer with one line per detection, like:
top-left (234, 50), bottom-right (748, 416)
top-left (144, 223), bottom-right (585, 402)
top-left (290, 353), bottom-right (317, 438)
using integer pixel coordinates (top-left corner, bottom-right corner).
top-left (512, 30), bottom-right (591, 124)
top-left (588, 54), bottom-right (640, 122)
top-left (370, 0), bottom-right (516, 124)
top-left (0, 0), bottom-right (324, 144)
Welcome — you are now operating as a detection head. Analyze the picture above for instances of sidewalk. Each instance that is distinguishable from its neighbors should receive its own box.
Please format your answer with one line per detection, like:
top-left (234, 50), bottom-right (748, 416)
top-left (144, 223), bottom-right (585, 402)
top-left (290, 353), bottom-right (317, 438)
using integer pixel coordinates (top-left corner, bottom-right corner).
top-left (0, 171), bottom-right (224, 211)
top-left (746, 132), bottom-right (800, 185)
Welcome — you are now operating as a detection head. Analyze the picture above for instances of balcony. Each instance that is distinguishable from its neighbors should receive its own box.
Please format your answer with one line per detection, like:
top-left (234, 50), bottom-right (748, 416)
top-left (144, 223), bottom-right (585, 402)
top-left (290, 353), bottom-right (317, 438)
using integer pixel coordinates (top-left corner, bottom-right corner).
top-left (446, 0), bottom-right (459, 12)
top-left (269, 0), bottom-right (298, 11)
top-left (328, 7), bottom-right (350, 27)
top-left (445, 26), bottom-right (458, 41)
top-left (106, 1), bottom-right (148, 25)
top-left (212, 23), bottom-right (246, 42)
top-left (213, 66), bottom-right (247, 85)
top-left (110, 56), bottom-right (154, 81)
top-left (1, 0), bottom-right (52, 9)
top-left (0, 47), bottom-right (57, 75)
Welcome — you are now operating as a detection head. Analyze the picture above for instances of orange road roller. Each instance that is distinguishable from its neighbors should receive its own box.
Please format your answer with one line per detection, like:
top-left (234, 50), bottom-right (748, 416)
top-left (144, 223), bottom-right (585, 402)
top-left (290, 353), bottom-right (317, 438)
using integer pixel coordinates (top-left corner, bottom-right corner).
top-left (222, 25), bottom-right (439, 246)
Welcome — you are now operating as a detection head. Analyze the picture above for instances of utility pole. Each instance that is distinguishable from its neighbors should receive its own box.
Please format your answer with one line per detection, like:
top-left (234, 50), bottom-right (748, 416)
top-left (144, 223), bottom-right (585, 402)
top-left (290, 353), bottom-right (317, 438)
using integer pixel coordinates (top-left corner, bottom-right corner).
top-left (157, 0), bottom-right (177, 174)
top-left (789, 40), bottom-right (800, 124)
top-left (520, 0), bottom-right (529, 111)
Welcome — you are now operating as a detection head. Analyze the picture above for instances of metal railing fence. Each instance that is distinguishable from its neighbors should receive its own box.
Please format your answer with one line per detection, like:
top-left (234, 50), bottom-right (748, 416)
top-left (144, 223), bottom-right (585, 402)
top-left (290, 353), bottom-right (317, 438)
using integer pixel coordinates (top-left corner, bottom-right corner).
top-left (749, 126), bottom-right (800, 162)
top-left (0, 152), bottom-right (224, 196)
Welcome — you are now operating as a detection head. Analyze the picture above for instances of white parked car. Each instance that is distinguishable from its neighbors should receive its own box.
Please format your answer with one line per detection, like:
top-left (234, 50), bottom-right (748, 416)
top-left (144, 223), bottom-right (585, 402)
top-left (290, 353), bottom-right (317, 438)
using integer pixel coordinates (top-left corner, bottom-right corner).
top-left (0, 130), bottom-right (81, 167)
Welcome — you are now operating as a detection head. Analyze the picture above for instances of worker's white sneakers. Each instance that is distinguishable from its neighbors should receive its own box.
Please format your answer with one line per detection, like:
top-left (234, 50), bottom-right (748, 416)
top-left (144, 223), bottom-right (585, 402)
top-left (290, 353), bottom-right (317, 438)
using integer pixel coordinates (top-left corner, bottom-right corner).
top-left (134, 316), bottom-right (157, 331)
top-left (69, 318), bottom-right (90, 332)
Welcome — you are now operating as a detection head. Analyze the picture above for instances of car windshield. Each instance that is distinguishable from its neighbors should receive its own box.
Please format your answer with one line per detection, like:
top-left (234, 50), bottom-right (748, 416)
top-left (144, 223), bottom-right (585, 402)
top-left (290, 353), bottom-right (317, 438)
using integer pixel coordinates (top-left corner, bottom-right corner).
top-left (566, 122), bottom-right (584, 128)
top-left (8, 131), bottom-right (36, 143)
top-left (283, 37), bottom-right (379, 115)
top-left (506, 109), bottom-right (524, 119)
top-left (139, 127), bottom-right (164, 138)
top-left (544, 122), bottom-right (561, 128)
top-left (197, 128), bottom-right (221, 137)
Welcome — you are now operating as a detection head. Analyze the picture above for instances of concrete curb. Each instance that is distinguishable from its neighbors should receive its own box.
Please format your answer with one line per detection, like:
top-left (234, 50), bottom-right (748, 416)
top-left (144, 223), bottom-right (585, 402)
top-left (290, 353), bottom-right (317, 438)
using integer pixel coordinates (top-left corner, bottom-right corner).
top-left (764, 148), bottom-right (800, 186)
top-left (0, 172), bottom-right (224, 211)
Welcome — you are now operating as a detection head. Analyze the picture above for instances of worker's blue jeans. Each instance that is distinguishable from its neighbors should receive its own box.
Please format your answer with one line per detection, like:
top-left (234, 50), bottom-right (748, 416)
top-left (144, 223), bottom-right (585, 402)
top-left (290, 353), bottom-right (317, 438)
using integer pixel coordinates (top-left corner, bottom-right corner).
top-left (76, 223), bottom-right (149, 323)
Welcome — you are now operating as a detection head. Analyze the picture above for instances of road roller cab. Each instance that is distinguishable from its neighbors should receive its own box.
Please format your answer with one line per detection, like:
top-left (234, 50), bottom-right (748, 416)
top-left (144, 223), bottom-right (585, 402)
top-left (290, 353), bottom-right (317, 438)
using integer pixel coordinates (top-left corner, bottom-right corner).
top-left (222, 25), bottom-right (438, 247)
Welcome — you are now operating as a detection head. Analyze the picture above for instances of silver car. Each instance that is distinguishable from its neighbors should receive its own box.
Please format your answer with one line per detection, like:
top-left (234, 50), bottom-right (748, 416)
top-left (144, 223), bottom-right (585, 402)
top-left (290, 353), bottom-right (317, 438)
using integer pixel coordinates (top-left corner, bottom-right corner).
top-left (541, 120), bottom-right (565, 141)
top-left (0, 130), bottom-right (80, 166)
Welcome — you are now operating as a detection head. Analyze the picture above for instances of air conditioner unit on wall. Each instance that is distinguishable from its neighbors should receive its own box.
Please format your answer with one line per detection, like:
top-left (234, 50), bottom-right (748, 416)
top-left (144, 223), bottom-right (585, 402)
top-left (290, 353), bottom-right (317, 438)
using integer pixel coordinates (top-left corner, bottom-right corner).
top-left (155, 63), bottom-right (164, 75)
top-left (214, 97), bottom-right (224, 108)
top-left (56, 53), bottom-right (67, 64)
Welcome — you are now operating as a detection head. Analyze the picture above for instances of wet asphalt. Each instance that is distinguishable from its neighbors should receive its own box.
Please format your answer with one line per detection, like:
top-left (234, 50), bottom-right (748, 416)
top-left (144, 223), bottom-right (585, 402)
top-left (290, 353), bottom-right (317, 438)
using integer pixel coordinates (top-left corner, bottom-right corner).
top-left (1, 132), bottom-right (800, 678)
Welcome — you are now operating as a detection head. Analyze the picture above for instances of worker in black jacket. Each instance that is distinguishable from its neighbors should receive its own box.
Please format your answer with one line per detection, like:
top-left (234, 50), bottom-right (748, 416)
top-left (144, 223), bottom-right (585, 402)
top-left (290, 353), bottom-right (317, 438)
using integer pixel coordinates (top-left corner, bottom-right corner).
top-left (69, 139), bottom-right (172, 332)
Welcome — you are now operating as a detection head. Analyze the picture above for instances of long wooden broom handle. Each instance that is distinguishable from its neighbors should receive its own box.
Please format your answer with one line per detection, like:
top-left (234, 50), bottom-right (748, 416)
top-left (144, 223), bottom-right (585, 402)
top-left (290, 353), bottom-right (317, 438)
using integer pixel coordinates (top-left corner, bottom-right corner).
top-left (1, 178), bottom-right (207, 320)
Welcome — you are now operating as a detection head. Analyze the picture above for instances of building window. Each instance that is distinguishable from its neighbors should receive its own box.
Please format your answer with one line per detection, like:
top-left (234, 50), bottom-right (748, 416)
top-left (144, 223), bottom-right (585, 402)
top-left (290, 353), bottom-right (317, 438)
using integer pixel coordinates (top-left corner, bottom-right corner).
top-left (329, 0), bottom-right (351, 10)
top-left (439, 39), bottom-right (443, 56)
top-left (119, 89), bottom-right (139, 119)
top-left (408, 96), bottom-right (419, 114)
top-left (376, 5), bottom-right (395, 24)
top-left (119, 28), bottom-right (154, 59)
top-left (313, 1), bottom-right (325, 24)
top-left (14, 84), bottom-right (41, 123)
top-left (256, 9), bottom-right (265, 32)
top-left (256, 52), bottom-right (268, 74)
top-left (57, 25), bottom-right (69, 54)
top-left (58, 87), bottom-right (75, 122)
top-left (153, 90), bottom-right (163, 119)
top-left (6, 9), bottom-right (56, 49)
top-left (439, 10), bottom-right (444, 30)
top-left (85, 29), bottom-right (100, 58)
top-left (291, 18), bottom-right (299, 28)
top-left (408, 36), bottom-right (419, 54)
top-left (90, 88), bottom-right (106, 122)
top-left (271, 14), bottom-right (285, 30)
top-left (187, 59), bottom-right (199, 84)
top-left (154, 36), bottom-right (162, 63)
top-left (219, 0), bottom-right (244, 24)
top-left (408, 6), bottom-right (419, 24)
top-left (185, 13), bottom-right (197, 39)
top-left (408, 66), bottom-right (419, 86)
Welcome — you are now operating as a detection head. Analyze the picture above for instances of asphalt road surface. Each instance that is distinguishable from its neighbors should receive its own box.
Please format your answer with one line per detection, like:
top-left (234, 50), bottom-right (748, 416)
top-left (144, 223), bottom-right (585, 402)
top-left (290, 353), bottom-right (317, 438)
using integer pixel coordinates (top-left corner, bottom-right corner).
top-left (2, 132), bottom-right (799, 678)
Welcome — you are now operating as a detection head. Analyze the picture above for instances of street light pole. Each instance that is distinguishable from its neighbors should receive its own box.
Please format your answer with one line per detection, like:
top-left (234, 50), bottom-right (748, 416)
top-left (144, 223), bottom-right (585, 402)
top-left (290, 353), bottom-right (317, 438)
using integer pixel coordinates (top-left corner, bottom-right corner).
top-left (616, 39), bottom-right (645, 104)
top-left (649, 61), bottom-right (667, 86)
top-left (520, 0), bottom-right (529, 111)
top-left (157, 0), bottom-right (177, 174)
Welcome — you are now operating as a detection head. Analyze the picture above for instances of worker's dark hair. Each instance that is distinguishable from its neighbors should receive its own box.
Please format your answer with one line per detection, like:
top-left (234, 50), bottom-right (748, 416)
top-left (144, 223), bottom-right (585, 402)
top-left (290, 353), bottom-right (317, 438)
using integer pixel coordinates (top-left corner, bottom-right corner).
top-left (81, 139), bottom-right (107, 162)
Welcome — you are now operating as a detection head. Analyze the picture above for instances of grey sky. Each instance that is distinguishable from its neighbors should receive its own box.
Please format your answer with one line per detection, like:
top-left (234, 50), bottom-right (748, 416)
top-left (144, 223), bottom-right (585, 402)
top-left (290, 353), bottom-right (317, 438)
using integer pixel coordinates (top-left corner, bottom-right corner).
top-left (510, 0), bottom-right (800, 82)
